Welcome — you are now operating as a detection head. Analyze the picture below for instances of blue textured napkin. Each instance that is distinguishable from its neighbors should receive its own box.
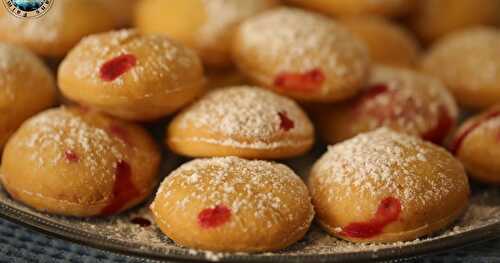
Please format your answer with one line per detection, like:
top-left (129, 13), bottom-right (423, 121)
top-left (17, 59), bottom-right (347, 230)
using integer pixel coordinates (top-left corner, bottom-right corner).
top-left (0, 217), bottom-right (499, 263)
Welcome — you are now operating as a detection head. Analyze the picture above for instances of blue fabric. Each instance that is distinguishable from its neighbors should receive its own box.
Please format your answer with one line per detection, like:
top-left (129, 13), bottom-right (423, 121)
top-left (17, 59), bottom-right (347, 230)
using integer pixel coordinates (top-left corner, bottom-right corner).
top-left (0, 217), bottom-right (498, 262)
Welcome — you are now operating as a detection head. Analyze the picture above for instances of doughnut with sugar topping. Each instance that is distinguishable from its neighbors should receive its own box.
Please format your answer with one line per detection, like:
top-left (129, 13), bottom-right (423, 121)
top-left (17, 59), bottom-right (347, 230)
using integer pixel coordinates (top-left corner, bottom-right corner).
top-left (151, 156), bottom-right (314, 252)
top-left (167, 86), bottom-right (315, 159)
top-left (309, 128), bottom-right (470, 243)
top-left (420, 27), bottom-right (500, 110)
top-left (0, 107), bottom-right (161, 217)
top-left (0, 43), bottom-right (56, 149)
top-left (232, 7), bottom-right (370, 102)
top-left (315, 65), bottom-right (458, 144)
top-left (135, 0), bottom-right (278, 67)
top-left (0, 0), bottom-right (117, 58)
top-left (58, 30), bottom-right (206, 121)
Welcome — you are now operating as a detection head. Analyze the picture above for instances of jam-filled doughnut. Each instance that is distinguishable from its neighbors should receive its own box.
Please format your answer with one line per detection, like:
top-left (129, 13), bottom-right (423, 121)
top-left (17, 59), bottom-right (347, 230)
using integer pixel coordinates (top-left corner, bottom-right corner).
top-left (309, 128), bottom-right (470, 243)
top-left (0, 107), bottom-right (161, 217)
top-left (58, 29), bottom-right (205, 121)
top-left (316, 65), bottom-right (458, 144)
top-left (135, 0), bottom-right (278, 67)
top-left (0, 43), bottom-right (57, 149)
top-left (340, 16), bottom-right (420, 68)
top-left (287, 0), bottom-right (416, 18)
top-left (409, 0), bottom-right (500, 44)
top-left (167, 86), bottom-right (314, 159)
top-left (0, 0), bottom-right (117, 58)
top-left (450, 105), bottom-right (500, 184)
top-left (420, 27), bottom-right (500, 110)
top-left (151, 157), bottom-right (314, 252)
top-left (233, 7), bottom-right (370, 102)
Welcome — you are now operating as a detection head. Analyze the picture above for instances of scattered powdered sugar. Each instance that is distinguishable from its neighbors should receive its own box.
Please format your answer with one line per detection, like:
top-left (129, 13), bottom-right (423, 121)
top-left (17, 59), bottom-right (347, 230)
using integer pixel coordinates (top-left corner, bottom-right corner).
top-left (421, 27), bottom-right (500, 90)
top-left (175, 86), bottom-right (313, 147)
top-left (62, 29), bottom-right (201, 95)
top-left (196, 0), bottom-right (276, 48)
top-left (354, 65), bottom-right (458, 134)
top-left (311, 128), bottom-right (467, 209)
top-left (16, 107), bottom-right (123, 182)
top-left (236, 7), bottom-right (369, 85)
top-left (152, 156), bottom-right (313, 233)
top-left (0, 149), bottom-right (499, 262)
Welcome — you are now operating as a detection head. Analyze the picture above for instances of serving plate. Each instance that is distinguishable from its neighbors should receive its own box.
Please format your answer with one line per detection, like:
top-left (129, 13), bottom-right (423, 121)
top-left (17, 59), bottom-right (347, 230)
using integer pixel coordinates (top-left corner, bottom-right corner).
top-left (0, 142), bottom-right (499, 263)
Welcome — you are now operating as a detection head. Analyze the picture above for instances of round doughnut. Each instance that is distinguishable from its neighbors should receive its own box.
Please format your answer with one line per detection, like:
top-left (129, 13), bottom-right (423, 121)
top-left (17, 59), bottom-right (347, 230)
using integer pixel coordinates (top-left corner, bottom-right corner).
top-left (309, 128), bottom-right (470, 243)
top-left (287, 0), bottom-right (416, 17)
top-left (316, 65), bottom-right (458, 144)
top-left (233, 7), bottom-right (370, 102)
top-left (0, 43), bottom-right (56, 149)
top-left (0, 0), bottom-right (117, 58)
top-left (167, 86), bottom-right (314, 159)
top-left (58, 29), bottom-right (206, 121)
top-left (0, 107), bottom-right (161, 217)
top-left (135, 0), bottom-right (278, 67)
top-left (409, 0), bottom-right (500, 44)
top-left (340, 16), bottom-right (420, 68)
top-left (99, 0), bottom-right (137, 26)
top-left (450, 105), bottom-right (500, 184)
top-left (151, 156), bottom-right (314, 252)
top-left (420, 27), bottom-right (500, 110)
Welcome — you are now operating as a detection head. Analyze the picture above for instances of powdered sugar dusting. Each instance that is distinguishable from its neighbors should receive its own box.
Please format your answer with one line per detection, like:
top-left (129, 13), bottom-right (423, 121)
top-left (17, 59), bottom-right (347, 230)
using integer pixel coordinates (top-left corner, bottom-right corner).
top-left (353, 65), bottom-right (458, 135)
top-left (175, 86), bottom-right (313, 147)
top-left (153, 157), bottom-right (314, 233)
top-left (235, 7), bottom-right (369, 92)
top-left (62, 29), bottom-right (201, 96)
top-left (311, 128), bottom-right (467, 208)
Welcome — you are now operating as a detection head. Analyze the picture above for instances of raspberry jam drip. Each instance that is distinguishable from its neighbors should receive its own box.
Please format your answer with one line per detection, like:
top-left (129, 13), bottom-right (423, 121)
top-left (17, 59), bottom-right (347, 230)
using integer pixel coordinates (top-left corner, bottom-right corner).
top-left (99, 54), bottom-right (137, 82)
top-left (422, 106), bottom-right (454, 144)
top-left (100, 160), bottom-right (140, 216)
top-left (64, 150), bottom-right (79, 162)
top-left (450, 110), bottom-right (500, 154)
top-left (274, 68), bottom-right (325, 91)
top-left (278, 111), bottom-right (295, 131)
top-left (108, 124), bottom-right (131, 145)
top-left (341, 197), bottom-right (402, 238)
top-left (197, 205), bottom-right (231, 229)
top-left (130, 217), bottom-right (151, 227)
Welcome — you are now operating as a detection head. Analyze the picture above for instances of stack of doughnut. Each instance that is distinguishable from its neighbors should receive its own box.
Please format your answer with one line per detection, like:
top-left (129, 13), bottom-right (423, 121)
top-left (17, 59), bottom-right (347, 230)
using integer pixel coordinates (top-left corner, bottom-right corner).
top-left (0, 0), bottom-right (498, 254)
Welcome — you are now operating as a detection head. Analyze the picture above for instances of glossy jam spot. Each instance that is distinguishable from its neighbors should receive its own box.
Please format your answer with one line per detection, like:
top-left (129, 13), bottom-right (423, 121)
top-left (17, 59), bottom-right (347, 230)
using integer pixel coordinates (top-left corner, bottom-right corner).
top-left (198, 205), bottom-right (231, 229)
top-left (278, 111), bottom-right (295, 132)
top-left (274, 68), bottom-right (325, 92)
top-left (99, 54), bottom-right (137, 82)
top-left (130, 217), bottom-right (151, 227)
top-left (422, 106), bottom-right (454, 144)
top-left (108, 123), bottom-right (131, 145)
top-left (450, 110), bottom-right (500, 154)
top-left (64, 150), bottom-right (79, 162)
top-left (100, 160), bottom-right (140, 216)
top-left (341, 197), bottom-right (402, 239)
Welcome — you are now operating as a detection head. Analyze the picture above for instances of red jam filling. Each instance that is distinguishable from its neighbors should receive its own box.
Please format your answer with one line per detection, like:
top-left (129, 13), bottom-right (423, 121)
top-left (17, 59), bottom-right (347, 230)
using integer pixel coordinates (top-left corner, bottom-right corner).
top-left (450, 110), bottom-right (500, 154)
top-left (130, 217), bottom-right (151, 227)
top-left (108, 123), bottom-right (131, 145)
top-left (278, 111), bottom-right (295, 131)
top-left (100, 160), bottom-right (140, 216)
top-left (274, 68), bottom-right (325, 92)
top-left (197, 205), bottom-right (231, 229)
top-left (64, 150), bottom-right (79, 162)
top-left (99, 54), bottom-right (137, 82)
top-left (341, 197), bottom-right (402, 239)
top-left (422, 106), bottom-right (454, 144)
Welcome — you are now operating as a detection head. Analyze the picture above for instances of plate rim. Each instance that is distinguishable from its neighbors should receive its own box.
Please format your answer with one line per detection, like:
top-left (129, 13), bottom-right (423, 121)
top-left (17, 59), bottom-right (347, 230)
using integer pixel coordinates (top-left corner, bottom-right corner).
top-left (1, 200), bottom-right (499, 263)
